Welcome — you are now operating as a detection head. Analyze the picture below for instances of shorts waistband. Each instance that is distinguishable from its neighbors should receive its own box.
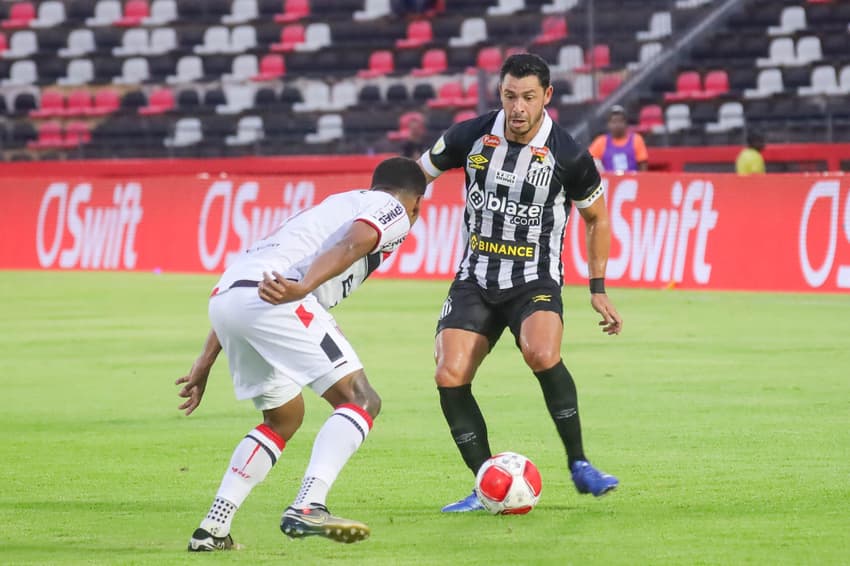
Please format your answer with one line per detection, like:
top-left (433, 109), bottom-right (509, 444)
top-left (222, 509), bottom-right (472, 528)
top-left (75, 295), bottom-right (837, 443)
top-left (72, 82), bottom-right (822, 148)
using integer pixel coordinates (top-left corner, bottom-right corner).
top-left (229, 279), bottom-right (260, 289)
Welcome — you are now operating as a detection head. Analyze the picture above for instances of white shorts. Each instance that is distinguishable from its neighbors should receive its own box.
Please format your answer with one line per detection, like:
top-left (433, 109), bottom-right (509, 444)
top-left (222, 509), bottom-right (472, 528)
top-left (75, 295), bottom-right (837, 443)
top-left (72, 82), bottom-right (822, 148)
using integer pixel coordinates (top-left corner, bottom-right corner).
top-left (208, 286), bottom-right (363, 411)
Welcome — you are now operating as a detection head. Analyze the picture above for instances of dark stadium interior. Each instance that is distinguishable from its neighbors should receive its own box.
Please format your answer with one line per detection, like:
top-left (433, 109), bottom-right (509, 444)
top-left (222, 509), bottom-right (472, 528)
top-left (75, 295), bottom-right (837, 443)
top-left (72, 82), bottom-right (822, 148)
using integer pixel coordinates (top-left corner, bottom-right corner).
top-left (0, 0), bottom-right (848, 161)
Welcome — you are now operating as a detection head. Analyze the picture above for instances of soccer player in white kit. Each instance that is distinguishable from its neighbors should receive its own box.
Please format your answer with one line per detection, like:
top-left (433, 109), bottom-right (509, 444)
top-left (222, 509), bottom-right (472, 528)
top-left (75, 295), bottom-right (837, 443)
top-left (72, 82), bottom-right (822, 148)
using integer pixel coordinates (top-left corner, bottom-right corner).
top-left (176, 157), bottom-right (427, 549)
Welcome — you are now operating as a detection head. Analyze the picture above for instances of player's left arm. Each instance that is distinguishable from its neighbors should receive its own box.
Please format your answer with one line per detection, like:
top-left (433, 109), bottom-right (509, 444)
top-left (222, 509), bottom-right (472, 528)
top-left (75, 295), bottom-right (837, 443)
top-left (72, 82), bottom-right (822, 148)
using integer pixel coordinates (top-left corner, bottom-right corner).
top-left (175, 328), bottom-right (222, 415)
top-left (634, 134), bottom-right (649, 171)
top-left (259, 220), bottom-right (379, 305)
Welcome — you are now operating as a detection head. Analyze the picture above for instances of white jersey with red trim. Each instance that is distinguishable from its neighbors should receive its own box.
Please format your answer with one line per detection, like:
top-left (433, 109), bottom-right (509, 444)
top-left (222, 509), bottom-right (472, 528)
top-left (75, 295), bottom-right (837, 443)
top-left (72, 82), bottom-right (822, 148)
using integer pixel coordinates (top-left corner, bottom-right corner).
top-left (214, 189), bottom-right (410, 309)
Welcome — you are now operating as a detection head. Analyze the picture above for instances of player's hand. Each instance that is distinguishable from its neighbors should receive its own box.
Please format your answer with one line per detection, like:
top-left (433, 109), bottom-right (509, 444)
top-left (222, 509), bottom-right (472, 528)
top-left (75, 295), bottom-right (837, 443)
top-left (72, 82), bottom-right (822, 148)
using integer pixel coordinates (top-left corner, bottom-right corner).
top-left (590, 293), bottom-right (623, 335)
top-left (175, 360), bottom-right (211, 416)
top-left (258, 271), bottom-right (309, 305)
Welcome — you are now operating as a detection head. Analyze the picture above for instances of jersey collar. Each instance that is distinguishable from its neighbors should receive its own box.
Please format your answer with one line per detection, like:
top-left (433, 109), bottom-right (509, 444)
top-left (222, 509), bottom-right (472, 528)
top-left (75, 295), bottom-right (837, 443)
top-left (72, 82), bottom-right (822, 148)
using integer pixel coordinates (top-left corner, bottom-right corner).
top-left (492, 109), bottom-right (553, 147)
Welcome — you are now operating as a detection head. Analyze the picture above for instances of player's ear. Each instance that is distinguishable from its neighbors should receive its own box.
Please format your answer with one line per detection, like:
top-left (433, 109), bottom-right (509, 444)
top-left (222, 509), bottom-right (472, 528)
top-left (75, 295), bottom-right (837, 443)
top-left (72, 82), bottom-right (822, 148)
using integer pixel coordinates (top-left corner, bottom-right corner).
top-left (543, 85), bottom-right (553, 106)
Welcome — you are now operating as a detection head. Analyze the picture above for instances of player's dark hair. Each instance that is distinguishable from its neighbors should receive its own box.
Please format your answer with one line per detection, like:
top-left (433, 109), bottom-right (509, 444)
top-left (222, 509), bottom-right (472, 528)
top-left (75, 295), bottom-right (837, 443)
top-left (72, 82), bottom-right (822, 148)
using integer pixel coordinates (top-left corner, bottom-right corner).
top-left (500, 53), bottom-right (551, 90)
top-left (371, 156), bottom-right (427, 196)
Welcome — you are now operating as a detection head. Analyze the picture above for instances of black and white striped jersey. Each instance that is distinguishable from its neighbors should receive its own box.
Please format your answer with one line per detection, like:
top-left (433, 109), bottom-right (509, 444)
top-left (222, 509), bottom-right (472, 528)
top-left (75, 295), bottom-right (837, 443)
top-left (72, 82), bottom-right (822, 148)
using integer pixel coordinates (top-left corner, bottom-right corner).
top-left (419, 109), bottom-right (603, 291)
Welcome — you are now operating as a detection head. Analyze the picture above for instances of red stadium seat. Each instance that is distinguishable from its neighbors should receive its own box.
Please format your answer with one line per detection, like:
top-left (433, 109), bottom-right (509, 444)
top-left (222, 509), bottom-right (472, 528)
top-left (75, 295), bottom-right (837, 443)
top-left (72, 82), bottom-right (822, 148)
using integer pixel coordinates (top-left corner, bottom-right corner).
top-left (275, 0), bottom-right (310, 23)
top-left (427, 81), bottom-right (463, 108)
top-left (358, 50), bottom-right (393, 78)
top-left (2, 2), bottom-right (36, 29)
top-left (28, 121), bottom-right (64, 149)
top-left (460, 81), bottom-right (479, 107)
top-left (253, 54), bottom-right (286, 81)
top-left (64, 121), bottom-right (91, 146)
top-left (270, 24), bottom-right (305, 52)
top-left (138, 87), bottom-right (174, 115)
top-left (468, 46), bottom-right (501, 74)
top-left (453, 109), bottom-right (477, 123)
top-left (411, 48), bottom-right (447, 77)
top-left (396, 20), bottom-right (432, 49)
top-left (575, 45), bottom-right (610, 72)
top-left (533, 16), bottom-right (568, 45)
top-left (64, 89), bottom-right (93, 116)
top-left (702, 70), bottom-right (730, 98)
top-left (115, 0), bottom-right (149, 27)
top-left (598, 74), bottom-right (622, 99)
top-left (665, 71), bottom-right (701, 101)
top-left (636, 104), bottom-right (663, 132)
top-left (387, 110), bottom-right (425, 141)
top-left (0, 32), bottom-right (7, 54)
top-left (30, 90), bottom-right (65, 118)
top-left (86, 88), bottom-right (120, 116)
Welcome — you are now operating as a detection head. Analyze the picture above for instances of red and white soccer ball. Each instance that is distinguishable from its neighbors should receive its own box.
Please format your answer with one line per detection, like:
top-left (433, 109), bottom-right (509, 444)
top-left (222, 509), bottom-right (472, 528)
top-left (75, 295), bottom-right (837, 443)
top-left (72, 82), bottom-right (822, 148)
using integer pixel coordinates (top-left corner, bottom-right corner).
top-left (475, 452), bottom-right (542, 515)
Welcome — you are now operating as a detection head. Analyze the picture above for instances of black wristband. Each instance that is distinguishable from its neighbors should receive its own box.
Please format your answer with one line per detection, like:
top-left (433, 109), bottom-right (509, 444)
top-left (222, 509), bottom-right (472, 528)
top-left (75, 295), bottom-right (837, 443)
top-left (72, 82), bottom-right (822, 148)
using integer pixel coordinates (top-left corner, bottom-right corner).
top-left (589, 278), bottom-right (606, 294)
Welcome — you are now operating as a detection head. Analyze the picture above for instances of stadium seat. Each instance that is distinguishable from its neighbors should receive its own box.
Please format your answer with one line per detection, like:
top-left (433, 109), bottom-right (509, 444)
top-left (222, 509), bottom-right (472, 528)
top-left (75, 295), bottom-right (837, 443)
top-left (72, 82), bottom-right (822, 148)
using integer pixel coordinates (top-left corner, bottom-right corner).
top-left (385, 83), bottom-right (408, 104)
top-left (598, 74), bottom-right (622, 99)
top-left (449, 17), bottom-right (487, 48)
top-left (59, 29), bottom-right (96, 58)
top-left (560, 74), bottom-right (592, 103)
top-left (427, 81), bottom-right (463, 109)
top-left (64, 120), bottom-right (92, 146)
top-left (453, 109), bottom-right (477, 123)
top-left (293, 80), bottom-right (331, 112)
top-left (113, 28), bottom-right (148, 56)
top-left (542, 0), bottom-right (578, 14)
top-left (86, 1), bottom-right (122, 26)
top-left (116, 0), bottom-right (149, 27)
top-left (798, 64), bottom-right (840, 96)
top-left (275, 0), bottom-right (310, 23)
top-left (30, 1), bottom-right (66, 28)
top-left (757, 37), bottom-right (795, 67)
top-left (230, 25), bottom-right (257, 52)
top-left (223, 54), bottom-right (259, 83)
top-left (702, 70), bottom-right (730, 98)
top-left (0, 32), bottom-right (6, 55)
top-left (358, 50), bottom-right (393, 78)
top-left (705, 101), bottom-right (744, 133)
top-left (222, 0), bottom-right (258, 24)
top-left (411, 48), bottom-right (447, 77)
top-left (396, 20), bottom-right (432, 49)
top-left (295, 22), bottom-right (330, 52)
top-left (354, 0), bottom-right (391, 22)
top-left (533, 16), bottom-right (568, 45)
top-left (113, 57), bottom-right (150, 84)
top-left (636, 104), bottom-right (664, 133)
top-left (665, 103), bottom-right (691, 132)
top-left (488, 0), bottom-right (524, 16)
top-left (796, 36), bottom-right (823, 66)
top-left (329, 80), bottom-right (357, 111)
top-left (744, 68), bottom-right (784, 98)
top-left (12, 91), bottom-right (38, 114)
top-left (637, 11), bottom-right (671, 41)
top-left (195, 26), bottom-right (230, 54)
top-left (305, 113), bottom-right (343, 144)
top-left (665, 71), bottom-right (701, 101)
top-left (2, 59), bottom-right (37, 86)
top-left (629, 41), bottom-right (662, 70)
top-left (253, 54), bottom-right (286, 80)
top-left (87, 88), bottom-right (121, 115)
top-left (472, 46), bottom-right (502, 74)
top-left (143, 0), bottom-right (177, 25)
top-left (166, 55), bottom-right (204, 84)
top-left (57, 58), bottom-right (94, 86)
top-left (30, 90), bottom-right (65, 118)
top-left (358, 84), bottom-right (382, 105)
top-left (575, 44), bottom-right (610, 72)
top-left (768, 6), bottom-right (807, 36)
top-left (4, 30), bottom-right (38, 58)
top-left (164, 117), bottom-right (203, 147)
top-left (139, 87), bottom-right (174, 114)
top-left (64, 89), bottom-right (94, 116)
top-left (838, 65), bottom-right (850, 94)
top-left (147, 27), bottom-right (177, 55)
top-left (2, 2), bottom-right (36, 29)
top-left (271, 24), bottom-right (305, 52)
top-left (28, 121), bottom-right (65, 149)
top-left (226, 115), bottom-right (264, 145)
top-left (551, 44), bottom-right (583, 72)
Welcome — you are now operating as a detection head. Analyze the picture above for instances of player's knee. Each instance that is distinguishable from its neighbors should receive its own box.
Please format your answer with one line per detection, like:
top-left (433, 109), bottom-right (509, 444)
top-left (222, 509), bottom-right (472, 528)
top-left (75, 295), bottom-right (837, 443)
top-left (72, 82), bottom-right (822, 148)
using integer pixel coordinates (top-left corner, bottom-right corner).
top-left (521, 347), bottom-right (561, 373)
top-left (434, 363), bottom-right (471, 388)
top-left (347, 372), bottom-right (382, 419)
top-left (263, 408), bottom-right (304, 441)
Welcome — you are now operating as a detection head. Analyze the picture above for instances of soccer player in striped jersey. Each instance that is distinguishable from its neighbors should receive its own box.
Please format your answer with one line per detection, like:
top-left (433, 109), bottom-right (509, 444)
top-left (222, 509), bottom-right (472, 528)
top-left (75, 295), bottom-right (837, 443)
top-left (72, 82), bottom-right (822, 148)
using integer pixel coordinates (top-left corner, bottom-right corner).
top-left (418, 53), bottom-right (624, 512)
top-left (176, 157), bottom-right (426, 548)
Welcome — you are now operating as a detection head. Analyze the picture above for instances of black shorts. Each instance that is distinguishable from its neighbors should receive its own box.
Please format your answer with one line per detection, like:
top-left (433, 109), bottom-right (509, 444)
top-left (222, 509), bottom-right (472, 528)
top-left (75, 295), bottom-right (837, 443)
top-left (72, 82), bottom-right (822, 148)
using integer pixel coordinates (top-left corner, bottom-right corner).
top-left (436, 278), bottom-right (564, 350)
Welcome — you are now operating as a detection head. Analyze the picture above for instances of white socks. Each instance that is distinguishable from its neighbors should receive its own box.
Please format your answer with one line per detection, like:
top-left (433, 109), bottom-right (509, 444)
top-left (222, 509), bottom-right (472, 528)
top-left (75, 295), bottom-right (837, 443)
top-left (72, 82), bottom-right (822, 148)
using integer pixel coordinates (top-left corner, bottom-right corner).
top-left (200, 424), bottom-right (285, 537)
top-left (292, 404), bottom-right (374, 507)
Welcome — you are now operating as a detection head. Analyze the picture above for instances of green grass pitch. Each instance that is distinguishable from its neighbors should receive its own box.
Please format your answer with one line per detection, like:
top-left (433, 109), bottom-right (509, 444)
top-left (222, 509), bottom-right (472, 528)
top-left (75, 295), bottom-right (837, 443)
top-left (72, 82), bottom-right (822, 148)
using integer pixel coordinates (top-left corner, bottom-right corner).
top-left (0, 271), bottom-right (848, 565)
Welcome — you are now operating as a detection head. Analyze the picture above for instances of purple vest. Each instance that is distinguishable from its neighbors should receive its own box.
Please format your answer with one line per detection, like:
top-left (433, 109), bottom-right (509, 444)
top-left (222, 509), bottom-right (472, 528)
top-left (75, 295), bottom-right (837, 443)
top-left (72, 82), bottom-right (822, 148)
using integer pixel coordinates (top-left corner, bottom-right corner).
top-left (601, 133), bottom-right (638, 172)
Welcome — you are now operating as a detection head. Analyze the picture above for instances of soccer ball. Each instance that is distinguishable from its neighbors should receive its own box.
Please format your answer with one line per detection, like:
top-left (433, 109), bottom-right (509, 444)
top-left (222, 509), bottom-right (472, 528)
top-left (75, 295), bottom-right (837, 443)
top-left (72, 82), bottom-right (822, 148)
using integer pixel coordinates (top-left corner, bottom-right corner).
top-left (475, 452), bottom-right (542, 515)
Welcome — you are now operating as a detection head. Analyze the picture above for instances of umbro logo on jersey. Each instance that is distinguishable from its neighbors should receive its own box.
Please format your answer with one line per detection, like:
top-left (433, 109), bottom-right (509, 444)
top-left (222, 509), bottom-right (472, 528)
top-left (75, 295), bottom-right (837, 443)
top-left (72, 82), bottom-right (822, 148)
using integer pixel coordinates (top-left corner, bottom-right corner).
top-left (526, 163), bottom-right (553, 189)
top-left (469, 233), bottom-right (536, 261)
top-left (531, 294), bottom-right (552, 303)
top-left (468, 154), bottom-right (489, 170)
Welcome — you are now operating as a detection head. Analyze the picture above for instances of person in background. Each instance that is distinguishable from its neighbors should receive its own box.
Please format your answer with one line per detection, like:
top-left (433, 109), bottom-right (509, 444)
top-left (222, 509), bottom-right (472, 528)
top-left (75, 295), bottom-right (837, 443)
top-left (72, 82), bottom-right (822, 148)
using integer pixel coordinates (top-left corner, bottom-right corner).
top-left (400, 112), bottom-right (429, 159)
top-left (736, 131), bottom-right (766, 175)
top-left (588, 105), bottom-right (649, 173)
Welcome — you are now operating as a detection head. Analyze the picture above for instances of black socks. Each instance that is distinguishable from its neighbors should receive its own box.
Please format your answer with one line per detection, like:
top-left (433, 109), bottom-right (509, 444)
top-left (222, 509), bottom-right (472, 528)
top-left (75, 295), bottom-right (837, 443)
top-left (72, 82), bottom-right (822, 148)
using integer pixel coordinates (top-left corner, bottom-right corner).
top-left (438, 384), bottom-right (492, 475)
top-left (535, 361), bottom-right (587, 467)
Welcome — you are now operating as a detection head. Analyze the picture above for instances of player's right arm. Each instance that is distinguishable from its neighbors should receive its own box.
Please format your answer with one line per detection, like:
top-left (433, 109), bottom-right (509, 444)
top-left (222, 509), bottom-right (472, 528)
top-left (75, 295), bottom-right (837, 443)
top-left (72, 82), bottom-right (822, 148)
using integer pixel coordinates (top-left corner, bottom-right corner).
top-left (175, 328), bottom-right (222, 415)
top-left (258, 220), bottom-right (380, 305)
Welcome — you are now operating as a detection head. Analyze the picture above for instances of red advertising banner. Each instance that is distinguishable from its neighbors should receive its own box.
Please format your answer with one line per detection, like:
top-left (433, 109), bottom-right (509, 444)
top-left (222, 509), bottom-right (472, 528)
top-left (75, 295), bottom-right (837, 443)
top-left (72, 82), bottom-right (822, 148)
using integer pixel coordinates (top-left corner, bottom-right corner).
top-left (2, 168), bottom-right (849, 293)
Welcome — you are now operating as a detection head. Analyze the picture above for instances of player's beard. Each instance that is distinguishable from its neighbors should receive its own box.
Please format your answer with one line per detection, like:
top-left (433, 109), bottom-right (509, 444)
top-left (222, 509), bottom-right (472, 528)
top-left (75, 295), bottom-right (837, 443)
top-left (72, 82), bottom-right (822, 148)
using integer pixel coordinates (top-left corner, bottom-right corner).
top-left (508, 108), bottom-right (544, 140)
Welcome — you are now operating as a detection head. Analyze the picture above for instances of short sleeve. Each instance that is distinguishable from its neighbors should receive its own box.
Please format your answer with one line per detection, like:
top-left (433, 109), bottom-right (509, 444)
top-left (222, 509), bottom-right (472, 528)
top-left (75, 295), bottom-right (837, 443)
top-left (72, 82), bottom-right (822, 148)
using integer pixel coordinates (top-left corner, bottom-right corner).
top-left (633, 133), bottom-right (648, 162)
top-left (563, 151), bottom-right (604, 209)
top-left (418, 122), bottom-right (471, 179)
top-left (588, 135), bottom-right (606, 160)
top-left (355, 195), bottom-right (411, 254)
